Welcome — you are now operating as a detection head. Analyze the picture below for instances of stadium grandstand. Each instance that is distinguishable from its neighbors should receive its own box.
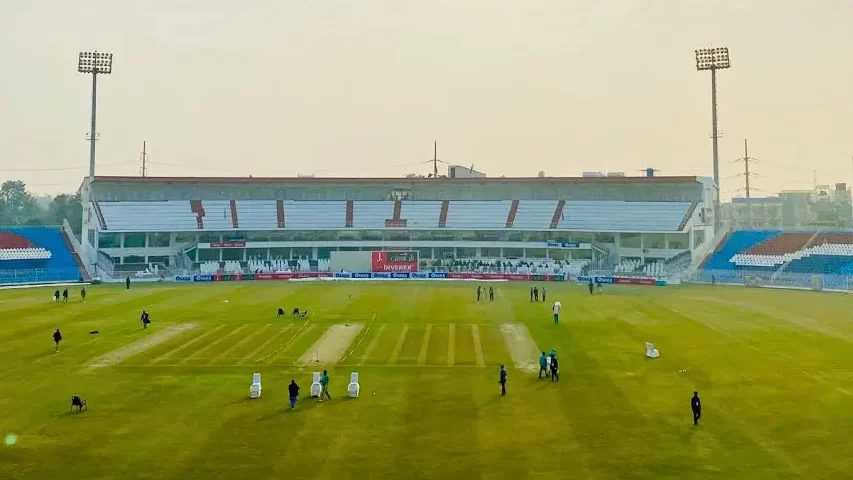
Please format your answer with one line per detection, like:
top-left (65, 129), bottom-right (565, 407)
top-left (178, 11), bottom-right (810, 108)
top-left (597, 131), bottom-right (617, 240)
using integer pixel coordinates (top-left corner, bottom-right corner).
top-left (73, 174), bottom-right (716, 282)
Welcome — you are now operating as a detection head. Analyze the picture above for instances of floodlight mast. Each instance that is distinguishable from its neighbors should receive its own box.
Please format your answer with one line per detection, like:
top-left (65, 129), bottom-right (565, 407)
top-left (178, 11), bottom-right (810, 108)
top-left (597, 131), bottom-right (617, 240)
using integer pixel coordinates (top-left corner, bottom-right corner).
top-left (78, 51), bottom-right (113, 180)
top-left (695, 47), bottom-right (730, 233)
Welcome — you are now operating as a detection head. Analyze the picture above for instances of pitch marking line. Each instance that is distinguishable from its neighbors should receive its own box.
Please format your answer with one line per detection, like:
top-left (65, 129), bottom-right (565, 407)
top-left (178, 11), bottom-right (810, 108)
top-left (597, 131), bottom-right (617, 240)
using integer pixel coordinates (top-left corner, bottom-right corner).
top-left (256, 318), bottom-right (311, 362)
top-left (177, 324), bottom-right (250, 365)
top-left (417, 325), bottom-right (433, 366)
top-left (147, 325), bottom-right (227, 365)
top-left (357, 324), bottom-right (386, 366)
top-left (447, 324), bottom-right (456, 366)
top-left (238, 325), bottom-right (293, 364)
top-left (340, 312), bottom-right (377, 364)
top-left (208, 324), bottom-right (273, 364)
top-left (471, 324), bottom-right (485, 367)
top-left (388, 325), bottom-right (409, 365)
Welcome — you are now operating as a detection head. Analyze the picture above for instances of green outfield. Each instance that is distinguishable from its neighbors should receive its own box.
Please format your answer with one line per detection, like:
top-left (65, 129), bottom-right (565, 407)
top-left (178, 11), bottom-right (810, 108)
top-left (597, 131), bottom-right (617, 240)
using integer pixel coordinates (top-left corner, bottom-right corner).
top-left (1, 281), bottom-right (852, 479)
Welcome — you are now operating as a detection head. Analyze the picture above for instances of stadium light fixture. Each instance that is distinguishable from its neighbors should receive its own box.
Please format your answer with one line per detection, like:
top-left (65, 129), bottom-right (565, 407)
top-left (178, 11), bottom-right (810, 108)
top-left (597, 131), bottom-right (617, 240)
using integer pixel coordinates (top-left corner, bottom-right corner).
top-left (78, 51), bottom-right (114, 179)
top-left (694, 46), bottom-right (730, 233)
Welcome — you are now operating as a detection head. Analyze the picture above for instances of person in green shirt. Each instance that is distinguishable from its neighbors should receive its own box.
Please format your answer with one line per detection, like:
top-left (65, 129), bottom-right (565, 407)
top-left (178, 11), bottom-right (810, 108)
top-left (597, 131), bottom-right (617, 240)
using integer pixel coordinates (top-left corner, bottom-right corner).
top-left (538, 352), bottom-right (548, 379)
top-left (319, 370), bottom-right (331, 402)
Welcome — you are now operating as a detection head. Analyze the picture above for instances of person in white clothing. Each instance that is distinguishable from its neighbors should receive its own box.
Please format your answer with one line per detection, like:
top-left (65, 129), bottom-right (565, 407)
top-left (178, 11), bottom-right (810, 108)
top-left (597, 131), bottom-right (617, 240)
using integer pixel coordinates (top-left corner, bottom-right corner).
top-left (552, 301), bottom-right (562, 324)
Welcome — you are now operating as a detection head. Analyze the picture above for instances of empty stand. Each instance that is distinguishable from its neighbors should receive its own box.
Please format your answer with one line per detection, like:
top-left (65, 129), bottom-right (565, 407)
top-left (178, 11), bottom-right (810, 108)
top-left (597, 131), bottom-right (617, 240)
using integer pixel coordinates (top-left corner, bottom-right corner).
top-left (0, 227), bottom-right (80, 284)
top-left (98, 201), bottom-right (200, 231)
top-left (514, 200), bottom-right (558, 230)
top-left (701, 230), bottom-right (781, 271)
top-left (556, 201), bottom-right (693, 232)
top-left (351, 201), bottom-right (395, 228)
top-left (284, 201), bottom-right (347, 229)
top-left (445, 201), bottom-right (512, 229)
top-left (236, 200), bottom-right (278, 230)
top-left (202, 201), bottom-right (234, 230)
top-left (401, 201), bottom-right (443, 229)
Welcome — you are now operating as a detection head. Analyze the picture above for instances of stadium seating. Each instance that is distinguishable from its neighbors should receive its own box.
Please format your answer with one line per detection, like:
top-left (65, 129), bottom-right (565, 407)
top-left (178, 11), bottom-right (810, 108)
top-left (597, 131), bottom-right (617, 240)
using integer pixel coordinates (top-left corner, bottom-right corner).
top-left (95, 199), bottom-right (696, 231)
top-left (99, 201), bottom-right (199, 231)
top-left (445, 201), bottom-right (513, 229)
top-left (0, 227), bottom-right (80, 284)
top-left (556, 201), bottom-right (693, 232)
top-left (701, 230), bottom-right (781, 271)
top-left (236, 201), bottom-right (278, 229)
top-left (512, 201), bottom-right (559, 229)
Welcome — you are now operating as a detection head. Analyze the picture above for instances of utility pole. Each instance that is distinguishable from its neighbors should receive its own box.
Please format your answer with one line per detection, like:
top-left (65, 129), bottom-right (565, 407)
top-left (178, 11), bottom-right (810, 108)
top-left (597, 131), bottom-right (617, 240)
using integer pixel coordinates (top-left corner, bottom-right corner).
top-left (140, 141), bottom-right (148, 177)
top-left (433, 141), bottom-right (438, 179)
top-left (735, 139), bottom-right (756, 199)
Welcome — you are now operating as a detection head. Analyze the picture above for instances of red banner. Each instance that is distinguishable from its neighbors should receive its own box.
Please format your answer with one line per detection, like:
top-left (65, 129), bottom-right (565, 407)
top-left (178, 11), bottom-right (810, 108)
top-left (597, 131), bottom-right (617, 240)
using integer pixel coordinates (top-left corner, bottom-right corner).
top-left (447, 273), bottom-right (533, 281)
top-left (371, 251), bottom-right (418, 273)
top-left (209, 241), bottom-right (246, 248)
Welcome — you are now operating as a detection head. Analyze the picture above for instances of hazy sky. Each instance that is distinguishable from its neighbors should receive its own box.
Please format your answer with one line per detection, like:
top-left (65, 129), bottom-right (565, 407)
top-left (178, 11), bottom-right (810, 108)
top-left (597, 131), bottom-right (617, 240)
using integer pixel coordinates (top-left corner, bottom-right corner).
top-left (1, 0), bottom-right (851, 198)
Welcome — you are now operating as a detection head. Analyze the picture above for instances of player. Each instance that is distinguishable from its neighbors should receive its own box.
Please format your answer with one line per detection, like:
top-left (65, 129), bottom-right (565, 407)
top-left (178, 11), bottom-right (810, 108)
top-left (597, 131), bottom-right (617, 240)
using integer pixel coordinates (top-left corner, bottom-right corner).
top-left (534, 287), bottom-right (539, 302)
top-left (53, 289), bottom-right (60, 302)
top-left (477, 285), bottom-right (482, 302)
top-left (596, 279), bottom-right (603, 292)
top-left (498, 365), bottom-right (507, 395)
top-left (588, 280), bottom-right (595, 295)
top-left (126, 276), bottom-right (131, 290)
top-left (488, 286), bottom-right (494, 302)
top-left (529, 287), bottom-right (534, 302)
top-left (80, 287), bottom-right (87, 302)
top-left (319, 370), bottom-right (331, 402)
top-left (62, 289), bottom-right (69, 303)
top-left (549, 353), bottom-right (559, 382)
top-left (542, 287), bottom-right (546, 302)
top-left (53, 329), bottom-right (62, 352)
top-left (140, 311), bottom-right (151, 329)
top-left (691, 391), bottom-right (702, 425)
top-left (551, 301), bottom-right (561, 324)
top-left (288, 380), bottom-right (300, 410)
top-left (538, 352), bottom-right (548, 379)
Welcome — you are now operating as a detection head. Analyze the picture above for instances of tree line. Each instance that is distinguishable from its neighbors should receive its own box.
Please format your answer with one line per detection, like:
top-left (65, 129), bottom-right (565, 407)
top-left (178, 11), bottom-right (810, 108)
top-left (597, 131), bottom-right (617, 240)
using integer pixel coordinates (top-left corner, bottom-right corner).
top-left (0, 180), bottom-right (83, 235)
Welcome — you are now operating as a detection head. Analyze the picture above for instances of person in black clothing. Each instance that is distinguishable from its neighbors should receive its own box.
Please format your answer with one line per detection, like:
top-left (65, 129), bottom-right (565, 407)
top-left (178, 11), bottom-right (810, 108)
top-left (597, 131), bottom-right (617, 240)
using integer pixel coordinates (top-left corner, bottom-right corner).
top-left (588, 280), bottom-right (595, 295)
top-left (596, 279), bottom-right (602, 292)
top-left (53, 329), bottom-right (62, 352)
top-left (499, 365), bottom-right (507, 395)
top-left (488, 286), bottom-right (494, 302)
top-left (691, 391), bottom-right (702, 425)
top-left (126, 276), bottom-right (131, 290)
top-left (80, 287), bottom-right (86, 302)
top-left (542, 288), bottom-right (546, 302)
top-left (529, 287), bottom-right (534, 302)
top-left (277, 307), bottom-right (285, 318)
top-left (288, 380), bottom-right (300, 410)
top-left (62, 289), bottom-right (68, 303)
top-left (140, 311), bottom-right (151, 329)
top-left (476, 285), bottom-right (482, 302)
top-left (533, 287), bottom-right (539, 302)
top-left (550, 353), bottom-right (559, 382)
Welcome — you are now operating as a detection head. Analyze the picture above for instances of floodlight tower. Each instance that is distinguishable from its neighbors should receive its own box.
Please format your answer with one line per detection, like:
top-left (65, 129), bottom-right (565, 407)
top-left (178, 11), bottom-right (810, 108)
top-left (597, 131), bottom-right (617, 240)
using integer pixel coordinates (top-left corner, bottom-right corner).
top-left (78, 51), bottom-right (113, 179)
top-left (695, 47), bottom-right (730, 233)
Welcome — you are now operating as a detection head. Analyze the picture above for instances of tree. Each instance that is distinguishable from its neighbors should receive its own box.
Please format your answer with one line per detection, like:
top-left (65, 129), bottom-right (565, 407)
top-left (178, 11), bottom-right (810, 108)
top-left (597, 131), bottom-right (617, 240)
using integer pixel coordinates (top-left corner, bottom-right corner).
top-left (0, 180), bottom-right (42, 225)
top-left (45, 193), bottom-right (83, 233)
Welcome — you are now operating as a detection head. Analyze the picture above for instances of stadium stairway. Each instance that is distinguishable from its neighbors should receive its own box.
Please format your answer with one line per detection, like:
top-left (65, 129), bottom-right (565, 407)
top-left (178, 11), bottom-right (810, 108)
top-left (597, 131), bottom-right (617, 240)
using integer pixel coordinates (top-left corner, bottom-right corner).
top-left (60, 228), bottom-right (89, 281)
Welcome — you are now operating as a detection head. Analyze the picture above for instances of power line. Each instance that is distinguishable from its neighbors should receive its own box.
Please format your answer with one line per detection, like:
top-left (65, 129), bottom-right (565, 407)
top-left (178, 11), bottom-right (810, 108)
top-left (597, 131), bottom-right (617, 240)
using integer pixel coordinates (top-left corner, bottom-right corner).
top-left (0, 161), bottom-right (135, 172)
top-left (733, 139), bottom-right (758, 199)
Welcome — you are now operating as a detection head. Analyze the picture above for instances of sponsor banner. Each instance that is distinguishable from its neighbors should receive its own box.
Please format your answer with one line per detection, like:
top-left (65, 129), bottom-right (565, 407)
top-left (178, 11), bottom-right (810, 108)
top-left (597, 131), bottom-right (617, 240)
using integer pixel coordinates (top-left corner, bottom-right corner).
top-left (371, 251), bottom-right (419, 273)
top-left (546, 241), bottom-right (581, 249)
top-left (390, 272), bottom-right (411, 279)
top-left (448, 273), bottom-right (532, 281)
top-left (209, 241), bottom-right (247, 248)
top-left (410, 272), bottom-right (430, 279)
top-left (577, 275), bottom-right (657, 286)
top-left (174, 275), bottom-right (194, 283)
top-left (352, 272), bottom-right (372, 279)
top-left (253, 272), bottom-right (332, 281)
top-left (334, 272), bottom-right (353, 279)
top-left (428, 272), bottom-right (447, 279)
top-left (372, 272), bottom-right (392, 279)
top-left (193, 275), bottom-right (214, 282)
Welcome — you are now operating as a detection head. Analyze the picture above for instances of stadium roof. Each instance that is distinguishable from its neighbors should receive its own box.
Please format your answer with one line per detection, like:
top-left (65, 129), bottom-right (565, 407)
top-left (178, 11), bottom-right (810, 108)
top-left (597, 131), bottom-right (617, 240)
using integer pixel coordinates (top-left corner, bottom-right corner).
top-left (90, 175), bottom-right (698, 185)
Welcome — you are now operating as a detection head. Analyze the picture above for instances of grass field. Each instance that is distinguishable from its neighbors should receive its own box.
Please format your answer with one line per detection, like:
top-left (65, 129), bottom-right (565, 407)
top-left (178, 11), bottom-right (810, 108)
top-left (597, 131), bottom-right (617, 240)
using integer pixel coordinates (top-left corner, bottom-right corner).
top-left (1, 281), bottom-right (853, 479)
